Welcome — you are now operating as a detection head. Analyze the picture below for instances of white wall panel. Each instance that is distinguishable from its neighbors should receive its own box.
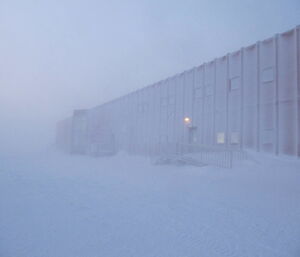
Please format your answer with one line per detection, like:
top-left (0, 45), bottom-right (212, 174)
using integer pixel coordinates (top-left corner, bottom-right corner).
top-left (153, 83), bottom-right (161, 150)
top-left (297, 26), bottom-right (300, 157)
top-left (167, 77), bottom-right (176, 145)
top-left (243, 44), bottom-right (259, 150)
top-left (193, 66), bottom-right (205, 144)
top-left (137, 89), bottom-right (145, 153)
top-left (259, 38), bottom-right (277, 153)
top-left (278, 29), bottom-right (298, 155)
top-left (228, 51), bottom-right (242, 147)
top-left (129, 92), bottom-right (138, 152)
top-left (159, 80), bottom-right (168, 145)
top-left (215, 57), bottom-right (228, 145)
top-left (175, 74), bottom-right (185, 146)
top-left (183, 69), bottom-right (195, 144)
top-left (204, 62), bottom-right (215, 145)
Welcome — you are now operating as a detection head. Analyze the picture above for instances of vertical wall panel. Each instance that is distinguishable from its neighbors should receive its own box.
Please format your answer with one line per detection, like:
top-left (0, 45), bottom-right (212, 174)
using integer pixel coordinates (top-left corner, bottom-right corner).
top-left (259, 37), bottom-right (277, 153)
top-left (144, 87), bottom-right (151, 153)
top-left (130, 92), bottom-right (138, 152)
top-left (167, 77), bottom-right (176, 145)
top-left (147, 85), bottom-right (153, 152)
top-left (297, 26), bottom-right (300, 157)
top-left (140, 89), bottom-right (146, 152)
top-left (153, 83), bottom-right (161, 150)
top-left (159, 80), bottom-right (168, 146)
top-left (136, 90), bottom-right (141, 151)
top-left (139, 89), bottom-right (146, 153)
top-left (117, 96), bottom-right (125, 150)
top-left (147, 84), bottom-right (156, 153)
top-left (124, 95), bottom-right (131, 152)
top-left (228, 51), bottom-right (242, 147)
top-left (215, 56), bottom-right (228, 145)
top-left (135, 91), bottom-right (141, 152)
top-left (243, 44), bottom-right (258, 150)
top-left (145, 87), bottom-right (152, 153)
top-left (175, 74), bottom-right (185, 146)
top-left (183, 69), bottom-right (195, 144)
top-left (173, 75), bottom-right (180, 148)
top-left (183, 69), bottom-right (194, 119)
top-left (204, 62), bottom-right (215, 145)
top-left (193, 66), bottom-right (205, 144)
top-left (278, 30), bottom-right (298, 155)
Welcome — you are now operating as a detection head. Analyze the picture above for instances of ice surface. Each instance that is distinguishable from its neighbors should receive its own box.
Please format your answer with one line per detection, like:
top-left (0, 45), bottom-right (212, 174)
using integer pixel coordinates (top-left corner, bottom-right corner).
top-left (0, 150), bottom-right (300, 257)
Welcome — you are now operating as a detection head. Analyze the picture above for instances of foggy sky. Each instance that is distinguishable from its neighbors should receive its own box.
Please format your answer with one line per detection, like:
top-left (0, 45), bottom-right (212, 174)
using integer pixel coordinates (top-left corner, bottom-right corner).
top-left (0, 0), bottom-right (299, 152)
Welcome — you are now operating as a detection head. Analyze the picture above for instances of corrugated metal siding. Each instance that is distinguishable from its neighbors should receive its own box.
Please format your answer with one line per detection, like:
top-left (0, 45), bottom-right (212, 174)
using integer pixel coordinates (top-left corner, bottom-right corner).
top-left (278, 29), bottom-right (298, 156)
top-left (57, 26), bottom-right (300, 158)
top-left (259, 37), bottom-right (277, 154)
top-left (193, 65), bottom-right (205, 145)
top-left (215, 57), bottom-right (228, 146)
top-left (296, 25), bottom-right (299, 157)
top-left (243, 44), bottom-right (259, 150)
top-left (204, 62), bottom-right (215, 146)
top-left (228, 51), bottom-right (242, 148)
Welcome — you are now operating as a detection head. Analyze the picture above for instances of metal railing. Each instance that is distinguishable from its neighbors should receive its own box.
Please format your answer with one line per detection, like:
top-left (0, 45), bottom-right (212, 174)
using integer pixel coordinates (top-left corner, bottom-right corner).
top-left (148, 142), bottom-right (247, 168)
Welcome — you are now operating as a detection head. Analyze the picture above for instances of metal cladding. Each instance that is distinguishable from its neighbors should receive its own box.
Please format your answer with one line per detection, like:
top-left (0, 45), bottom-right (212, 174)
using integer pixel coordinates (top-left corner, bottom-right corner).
top-left (57, 26), bottom-right (300, 158)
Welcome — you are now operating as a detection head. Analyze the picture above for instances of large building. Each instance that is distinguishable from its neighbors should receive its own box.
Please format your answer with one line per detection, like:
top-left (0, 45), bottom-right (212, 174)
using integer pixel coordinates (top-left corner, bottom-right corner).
top-left (57, 26), bottom-right (300, 158)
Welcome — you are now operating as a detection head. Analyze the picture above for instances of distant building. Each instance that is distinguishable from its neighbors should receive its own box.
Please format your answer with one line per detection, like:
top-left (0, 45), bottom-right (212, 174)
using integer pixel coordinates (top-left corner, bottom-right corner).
top-left (57, 25), bottom-right (300, 158)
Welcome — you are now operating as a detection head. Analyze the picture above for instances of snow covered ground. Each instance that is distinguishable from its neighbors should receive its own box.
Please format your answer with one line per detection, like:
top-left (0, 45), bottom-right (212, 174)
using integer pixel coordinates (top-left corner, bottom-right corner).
top-left (0, 149), bottom-right (300, 257)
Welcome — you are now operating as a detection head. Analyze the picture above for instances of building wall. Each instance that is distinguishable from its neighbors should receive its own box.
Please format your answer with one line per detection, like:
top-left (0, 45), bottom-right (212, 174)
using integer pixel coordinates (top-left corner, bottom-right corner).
top-left (57, 26), bottom-right (300, 158)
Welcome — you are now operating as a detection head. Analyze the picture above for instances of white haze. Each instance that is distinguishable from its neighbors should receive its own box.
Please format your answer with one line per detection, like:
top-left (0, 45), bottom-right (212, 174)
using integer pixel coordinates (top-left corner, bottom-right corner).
top-left (0, 0), bottom-right (299, 154)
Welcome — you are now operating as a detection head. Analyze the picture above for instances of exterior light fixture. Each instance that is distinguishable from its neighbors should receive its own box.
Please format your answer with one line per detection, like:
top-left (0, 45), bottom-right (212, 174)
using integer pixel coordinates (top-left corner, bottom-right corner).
top-left (184, 117), bottom-right (191, 125)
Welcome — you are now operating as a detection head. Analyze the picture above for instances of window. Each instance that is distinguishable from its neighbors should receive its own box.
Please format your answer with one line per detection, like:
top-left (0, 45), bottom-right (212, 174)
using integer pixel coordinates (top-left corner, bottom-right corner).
top-left (217, 132), bottom-right (225, 144)
top-left (231, 132), bottom-right (239, 144)
top-left (262, 67), bottom-right (274, 83)
top-left (230, 77), bottom-right (240, 91)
